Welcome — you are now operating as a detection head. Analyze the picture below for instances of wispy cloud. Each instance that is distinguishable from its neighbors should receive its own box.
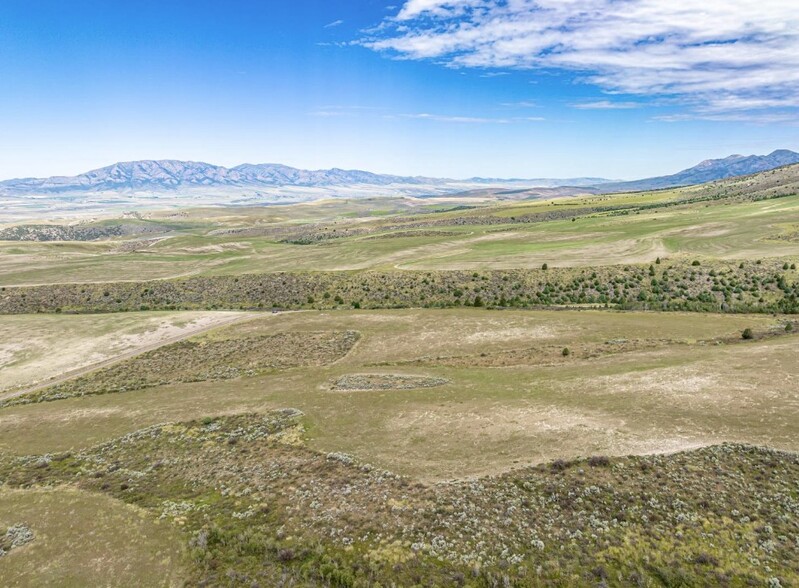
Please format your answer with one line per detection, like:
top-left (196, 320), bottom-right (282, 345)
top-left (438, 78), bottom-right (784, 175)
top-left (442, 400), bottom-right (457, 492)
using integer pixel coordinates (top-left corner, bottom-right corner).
top-left (501, 100), bottom-right (538, 108)
top-left (655, 112), bottom-right (799, 125)
top-left (363, 1), bottom-right (799, 121)
top-left (571, 100), bottom-right (641, 110)
top-left (324, 19), bottom-right (344, 28)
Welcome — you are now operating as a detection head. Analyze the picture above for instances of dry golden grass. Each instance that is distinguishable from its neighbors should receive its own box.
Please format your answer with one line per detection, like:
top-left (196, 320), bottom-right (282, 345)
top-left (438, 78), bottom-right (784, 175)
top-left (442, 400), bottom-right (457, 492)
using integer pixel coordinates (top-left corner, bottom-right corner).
top-left (0, 488), bottom-right (185, 587)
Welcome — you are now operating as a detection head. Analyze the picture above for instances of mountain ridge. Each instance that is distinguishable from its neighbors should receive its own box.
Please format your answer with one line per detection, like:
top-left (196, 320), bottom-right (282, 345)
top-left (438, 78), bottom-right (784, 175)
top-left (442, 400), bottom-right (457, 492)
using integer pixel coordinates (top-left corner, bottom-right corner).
top-left (1, 150), bottom-right (797, 198)
top-left (597, 149), bottom-right (799, 192)
top-left (0, 160), bottom-right (609, 195)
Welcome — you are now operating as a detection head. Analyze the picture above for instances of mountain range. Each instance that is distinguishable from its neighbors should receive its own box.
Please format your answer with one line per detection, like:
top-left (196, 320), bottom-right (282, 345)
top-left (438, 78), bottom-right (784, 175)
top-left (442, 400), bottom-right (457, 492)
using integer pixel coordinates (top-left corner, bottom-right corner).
top-left (599, 149), bottom-right (799, 192)
top-left (0, 161), bottom-right (607, 195)
top-left (0, 150), bottom-right (797, 198)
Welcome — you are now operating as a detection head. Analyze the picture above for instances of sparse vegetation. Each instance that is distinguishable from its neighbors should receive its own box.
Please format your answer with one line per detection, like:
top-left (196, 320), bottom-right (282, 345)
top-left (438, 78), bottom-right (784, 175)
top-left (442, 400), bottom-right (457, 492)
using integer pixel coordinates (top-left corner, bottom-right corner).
top-left (2, 330), bottom-right (359, 408)
top-left (1, 413), bottom-right (797, 586)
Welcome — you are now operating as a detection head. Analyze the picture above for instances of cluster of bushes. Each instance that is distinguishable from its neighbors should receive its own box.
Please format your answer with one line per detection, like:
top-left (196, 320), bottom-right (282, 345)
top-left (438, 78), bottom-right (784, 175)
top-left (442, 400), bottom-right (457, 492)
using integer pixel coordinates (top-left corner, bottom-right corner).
top-left (0, 222), bottom-right (167, 242)
top-left (1, 259), bottom-right (797, 315)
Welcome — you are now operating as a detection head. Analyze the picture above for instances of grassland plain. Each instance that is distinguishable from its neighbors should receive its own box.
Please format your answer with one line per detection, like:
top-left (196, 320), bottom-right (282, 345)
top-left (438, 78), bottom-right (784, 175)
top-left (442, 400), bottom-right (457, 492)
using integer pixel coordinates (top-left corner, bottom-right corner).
top-left (1, 309), bottom-right (797, 481)
top-left (1, 166), bottom-right (799, 286)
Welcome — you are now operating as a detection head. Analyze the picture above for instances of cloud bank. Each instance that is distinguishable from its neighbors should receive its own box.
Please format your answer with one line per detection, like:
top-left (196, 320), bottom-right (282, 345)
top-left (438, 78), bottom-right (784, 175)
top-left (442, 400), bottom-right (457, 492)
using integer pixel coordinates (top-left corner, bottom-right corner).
top-left (364, 0), bottom-right (799, 119)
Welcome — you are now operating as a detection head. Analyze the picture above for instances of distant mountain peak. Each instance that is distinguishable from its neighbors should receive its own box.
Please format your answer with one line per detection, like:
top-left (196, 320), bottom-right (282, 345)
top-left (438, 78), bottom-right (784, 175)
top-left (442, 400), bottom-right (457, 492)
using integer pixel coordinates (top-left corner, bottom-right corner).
top-left (599, 149), bottom-right (799, 192)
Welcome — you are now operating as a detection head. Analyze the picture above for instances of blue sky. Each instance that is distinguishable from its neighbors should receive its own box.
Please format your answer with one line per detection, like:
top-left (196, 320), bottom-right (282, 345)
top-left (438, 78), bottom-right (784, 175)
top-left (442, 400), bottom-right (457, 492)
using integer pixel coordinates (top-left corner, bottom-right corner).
top-left (0, 0), bottom-right (797, 180)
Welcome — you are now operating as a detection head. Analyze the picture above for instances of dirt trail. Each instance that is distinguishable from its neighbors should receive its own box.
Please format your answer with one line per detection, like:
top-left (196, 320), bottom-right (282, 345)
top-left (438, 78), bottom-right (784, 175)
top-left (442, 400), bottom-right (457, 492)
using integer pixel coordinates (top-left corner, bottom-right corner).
top-left (0, 312), bottom-right (258, 402)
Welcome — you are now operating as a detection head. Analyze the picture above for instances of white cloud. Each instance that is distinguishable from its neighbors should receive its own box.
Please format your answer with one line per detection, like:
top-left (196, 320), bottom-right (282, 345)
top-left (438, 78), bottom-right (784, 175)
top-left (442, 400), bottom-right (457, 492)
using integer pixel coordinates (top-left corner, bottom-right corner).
top-left (571, 100), bottom-right (641, 110)
top-left (364, 0), bottom-right (799, 119)
top-left (324, 19), bottom-right (344, 28)
top-left (396, 0), bottom-right (482, 20)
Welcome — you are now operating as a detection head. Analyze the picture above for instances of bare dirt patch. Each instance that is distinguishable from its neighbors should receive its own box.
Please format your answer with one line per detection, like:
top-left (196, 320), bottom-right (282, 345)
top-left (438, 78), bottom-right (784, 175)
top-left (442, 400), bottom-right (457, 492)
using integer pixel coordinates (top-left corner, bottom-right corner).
top-left (461, 325), bottom-right (561, 344)
top-left (576, 367), bottom-right (724, 402)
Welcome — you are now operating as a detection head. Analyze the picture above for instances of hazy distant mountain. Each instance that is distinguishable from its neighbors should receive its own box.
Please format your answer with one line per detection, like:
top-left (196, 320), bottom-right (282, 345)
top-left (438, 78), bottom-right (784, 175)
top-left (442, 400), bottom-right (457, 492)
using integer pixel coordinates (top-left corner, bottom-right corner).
top-left (2, 151), bottom-right (796, 200)
top-left (0, 160), bottom-right (609, 195)
top-left (0, 160), bottom-right (442, 194)
top-left (599, 149), bottom-right (799, 192)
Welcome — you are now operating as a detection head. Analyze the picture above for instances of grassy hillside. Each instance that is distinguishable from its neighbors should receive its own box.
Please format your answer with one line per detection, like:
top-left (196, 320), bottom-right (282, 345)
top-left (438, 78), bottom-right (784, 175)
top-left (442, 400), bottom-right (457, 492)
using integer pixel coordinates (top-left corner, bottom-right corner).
top-left (1, 258), bottom-right (797, 316)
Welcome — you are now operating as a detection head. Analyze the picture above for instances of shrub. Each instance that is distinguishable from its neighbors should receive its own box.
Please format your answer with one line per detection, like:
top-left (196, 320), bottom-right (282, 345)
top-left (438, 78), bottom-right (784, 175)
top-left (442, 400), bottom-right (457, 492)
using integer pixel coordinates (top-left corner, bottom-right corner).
top-left (742, 328), bottom-right (754, 340)
top-left (541, 263), bottom-right (548, 270)
top-left (693, 553), bottom-right (719, 566)
top-left (561, 347), bottom-right (570, 357)
top-left (691, 260), bottom-right (701, 266)
top-left (588, 455), bottom-right (610, 467)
